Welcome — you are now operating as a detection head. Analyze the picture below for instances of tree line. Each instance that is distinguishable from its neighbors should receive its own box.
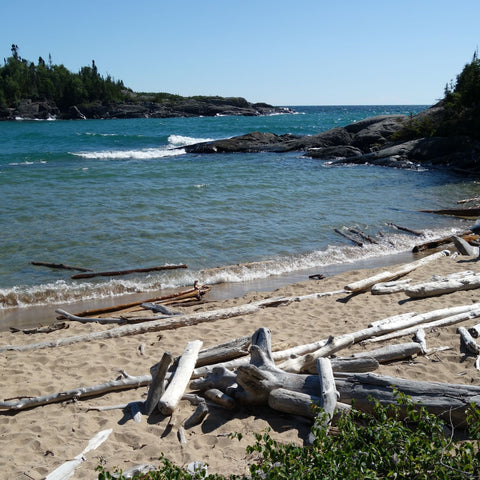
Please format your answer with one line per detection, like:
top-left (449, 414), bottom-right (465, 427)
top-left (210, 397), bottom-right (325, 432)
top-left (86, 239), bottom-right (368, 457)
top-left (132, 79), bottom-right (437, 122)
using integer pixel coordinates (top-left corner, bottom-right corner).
top-left (0, 45), bottom-right (128, 109)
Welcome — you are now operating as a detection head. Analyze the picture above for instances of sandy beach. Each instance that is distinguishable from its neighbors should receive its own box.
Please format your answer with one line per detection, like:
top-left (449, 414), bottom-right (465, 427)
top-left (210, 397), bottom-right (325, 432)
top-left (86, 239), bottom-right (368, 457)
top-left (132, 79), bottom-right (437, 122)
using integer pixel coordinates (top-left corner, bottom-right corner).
top-left (2, 250), bottom-right (480, 479)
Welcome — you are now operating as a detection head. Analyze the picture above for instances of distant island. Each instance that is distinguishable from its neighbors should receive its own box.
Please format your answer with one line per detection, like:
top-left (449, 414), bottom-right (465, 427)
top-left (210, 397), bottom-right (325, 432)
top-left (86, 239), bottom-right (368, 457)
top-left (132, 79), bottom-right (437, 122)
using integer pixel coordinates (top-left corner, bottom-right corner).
top-left (0, 45), bottom-right (291, 120)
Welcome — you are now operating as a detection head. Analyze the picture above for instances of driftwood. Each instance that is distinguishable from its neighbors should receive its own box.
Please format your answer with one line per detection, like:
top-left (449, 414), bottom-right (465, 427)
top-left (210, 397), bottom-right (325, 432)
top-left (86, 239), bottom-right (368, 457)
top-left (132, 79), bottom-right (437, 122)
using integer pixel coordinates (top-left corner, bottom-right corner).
top-left (351, 342), bottom-right (422, 363)
top-left (55, 308), bottom-right (128, 325)
top-left (371, 279), bottom-right (412, 295)
top-left (468, 323), bottom-right (480, 338)
top-left (158, 340), bottom-right (203, 415)
top-left (71, 263), bottom-right (188, 279)
top-left (419, 207), bottom-right (480, 217)
top-left (1, 289), bottom-right (345, 354)
top-left (31, 261), bottom-right (93, 272)
top-left (404, 273), bottom-right (480, 298)
top-left (349, 228), bottom-right (379, 244)
top-left (452, 236), bottom-right (479, 256)
top-left (364, 307), bottom-right (480, 345)
top-left (386, 222), bottom-right (423, 236)
top-left (334, 228), bottom-right (363, 247)
top-left (334, 372), bottom-right (480, 427)
top-left (457, 327), bottom-right (480, 355)
top-left (144, 352), bottom-right (173, 415)
top-left (184, 401), bottom-right (209, 429)
top-left (45, 428), bottom-right (112, 480)
top-left (9, 322), bottom-right (68, 334)
top-left (344, 250), bottom-right (449, 293)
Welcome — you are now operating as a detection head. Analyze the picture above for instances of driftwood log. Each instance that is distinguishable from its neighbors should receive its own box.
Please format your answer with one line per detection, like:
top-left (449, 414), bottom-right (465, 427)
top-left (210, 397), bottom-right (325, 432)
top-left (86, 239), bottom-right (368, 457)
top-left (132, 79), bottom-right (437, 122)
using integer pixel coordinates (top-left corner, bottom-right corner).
top-left (344, 250), bottom-right (449, 293)
top-left (31, 261), bottom-right (93, 272)
top-left (405, 273), bottom-right (480, 298)
top-left (71, 264), bottom-right (188, 279)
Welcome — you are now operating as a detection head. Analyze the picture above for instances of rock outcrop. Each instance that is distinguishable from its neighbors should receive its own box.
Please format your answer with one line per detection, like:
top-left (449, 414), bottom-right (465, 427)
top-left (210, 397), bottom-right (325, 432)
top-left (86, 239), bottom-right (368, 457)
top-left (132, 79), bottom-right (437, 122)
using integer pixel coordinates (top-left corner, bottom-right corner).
top-left (184, 106), bottom-right (480, 173)
top-left (0, 96), bottom-right (292, 121)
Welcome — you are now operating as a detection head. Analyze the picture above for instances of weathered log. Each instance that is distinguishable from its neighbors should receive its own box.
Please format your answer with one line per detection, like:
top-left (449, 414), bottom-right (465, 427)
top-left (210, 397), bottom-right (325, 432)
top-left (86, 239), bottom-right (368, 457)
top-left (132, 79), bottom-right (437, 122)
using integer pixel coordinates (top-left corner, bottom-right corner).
top-left (193, 335), bottom-right (251, 368)
top-left (330, 356), bottom-right (379, 373)
top-left (71, 264), bottom-right (188, 279)
top-left (413, 328), bottom-right (427, 354)
top-left (158, 340), bottom-right (203, 415)
top-left (9, 322), bottom-right (68, 334)
top-left (1, 290), bottom-right (345, 353)
top-left (457, 327), bottom-right (480, 355)
top-left (368, 312), bottom-right (417, 328)
top-left (352, 342), bottom-right (422, 363)
top-left (55, 308), bottom-right (128, 325)
top-left (204, 388), bottom-right (236, 409)
top-left (364, 307), bottom-right (480, 345)
top-left (335, 372), bottom-right (480, 427)
top-left (349, 228), bottom-right (379, 244)
top-left (371, 279), bottom-right (412, 295)
top-left (405, 273), bottom-right (480, 298)
top-left (268, 388), bottom-right (350, 420)
top-left (344, 250), bottom-right (449, 293)
top-left (0, 373), bottom-right (152, 411)
top-left (451, 236), bottom-right (479, 256)
top-left (144, 352), bottom-right (173, 415)
top-left (31, 261), bottom-right (93, 272)
top-left (184, 401), bottom-right (209, 429)
top-left (468, 323), bottom-right (480, 338)
top-left (386, 222), bottom-right (423, 236)
top-left (316, 357), bottom-right (338, 425)
top-left (44, 428), bottom-right (112, 480)
top-left (419, 207), bottom-right (480, 217)
top-left (334, 228), bottom-right (363, 247)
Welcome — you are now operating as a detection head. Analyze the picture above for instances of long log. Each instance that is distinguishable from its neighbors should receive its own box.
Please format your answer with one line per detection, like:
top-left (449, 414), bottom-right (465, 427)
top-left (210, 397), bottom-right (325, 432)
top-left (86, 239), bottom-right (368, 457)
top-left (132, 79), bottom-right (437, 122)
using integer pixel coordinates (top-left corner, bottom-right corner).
top-left (404, 273), bottom-right (480, 298)
top-left (71, 264), bottom-right (188, 279)
top-left (371, 279), bottom-right (412, 295)
top-left (1, 290), bottom-right (345, 354)
top-left (334, 228), bottom-right (363, 247)
top-left (386, 222), bottom-right (423, 236)
top-left (31, 261), bottom-right (93, 272)
top-left (344, 250), bottom-right (449, 293)
top-left (334, 372), bottom-right (480, 427)
top-left (351, 342), bottom-right (422, 363)
top-left (349, 228), bottom-right (379, 244)
top-left (158, 340), bottom-right (203, 415)
top-left (144, 352), bottom-right (173, 415)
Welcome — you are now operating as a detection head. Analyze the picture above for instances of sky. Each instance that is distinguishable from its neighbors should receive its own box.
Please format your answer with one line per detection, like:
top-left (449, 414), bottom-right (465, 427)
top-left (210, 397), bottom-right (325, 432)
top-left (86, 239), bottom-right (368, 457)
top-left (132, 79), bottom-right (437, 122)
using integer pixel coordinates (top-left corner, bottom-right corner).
top-left (1, 0), bottom-right (479, 106)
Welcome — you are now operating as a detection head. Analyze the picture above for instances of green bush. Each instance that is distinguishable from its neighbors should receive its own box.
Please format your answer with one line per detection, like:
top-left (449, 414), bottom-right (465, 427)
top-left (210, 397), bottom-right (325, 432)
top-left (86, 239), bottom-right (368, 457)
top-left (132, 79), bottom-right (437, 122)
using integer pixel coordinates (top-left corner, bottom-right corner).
top-left (96, 394), bottom-right (480, 480)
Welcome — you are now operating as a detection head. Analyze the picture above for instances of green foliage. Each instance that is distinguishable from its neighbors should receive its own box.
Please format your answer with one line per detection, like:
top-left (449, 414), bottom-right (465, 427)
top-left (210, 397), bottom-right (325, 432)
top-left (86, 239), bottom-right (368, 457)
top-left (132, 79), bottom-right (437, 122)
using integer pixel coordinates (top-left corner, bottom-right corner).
top-left (96, 395), bottom-right (480, 480)
top-left (0, 46), bottom-right (127, 108)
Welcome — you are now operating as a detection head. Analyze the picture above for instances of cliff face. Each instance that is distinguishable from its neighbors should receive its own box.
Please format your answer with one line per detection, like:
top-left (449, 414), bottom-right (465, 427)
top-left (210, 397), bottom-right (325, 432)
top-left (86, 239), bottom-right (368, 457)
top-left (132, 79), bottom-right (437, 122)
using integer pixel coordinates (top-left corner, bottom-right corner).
top-left (0, 97), bottom-right (293, 120)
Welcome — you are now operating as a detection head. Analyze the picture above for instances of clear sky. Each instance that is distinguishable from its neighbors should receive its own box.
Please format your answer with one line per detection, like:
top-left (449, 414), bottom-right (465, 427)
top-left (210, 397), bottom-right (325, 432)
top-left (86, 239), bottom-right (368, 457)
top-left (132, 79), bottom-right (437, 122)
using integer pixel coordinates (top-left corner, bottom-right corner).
top-left (1, 0), bottom-right (479, 106)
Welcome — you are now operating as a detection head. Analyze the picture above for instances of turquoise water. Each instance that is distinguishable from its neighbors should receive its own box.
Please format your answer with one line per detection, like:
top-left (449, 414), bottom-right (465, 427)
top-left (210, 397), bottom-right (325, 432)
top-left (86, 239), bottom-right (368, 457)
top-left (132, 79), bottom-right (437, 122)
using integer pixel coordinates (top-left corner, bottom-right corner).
top-left (0, 105), bottom-right (478, 310)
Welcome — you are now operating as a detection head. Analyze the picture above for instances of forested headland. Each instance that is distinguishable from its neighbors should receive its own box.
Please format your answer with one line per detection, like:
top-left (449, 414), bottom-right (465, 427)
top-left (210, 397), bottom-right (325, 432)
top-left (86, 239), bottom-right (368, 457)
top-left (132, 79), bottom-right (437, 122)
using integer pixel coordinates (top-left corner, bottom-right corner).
top-left (0, 45), bottom-right (286, 120)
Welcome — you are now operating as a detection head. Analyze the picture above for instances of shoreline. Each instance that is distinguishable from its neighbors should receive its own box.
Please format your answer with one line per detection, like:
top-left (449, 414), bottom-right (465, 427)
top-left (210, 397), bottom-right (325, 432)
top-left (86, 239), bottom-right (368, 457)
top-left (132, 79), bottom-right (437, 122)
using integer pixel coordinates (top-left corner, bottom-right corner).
top-left (2, 248), bottom-right (480, 478)
top-left (0, 249), bottom-right (419, 332)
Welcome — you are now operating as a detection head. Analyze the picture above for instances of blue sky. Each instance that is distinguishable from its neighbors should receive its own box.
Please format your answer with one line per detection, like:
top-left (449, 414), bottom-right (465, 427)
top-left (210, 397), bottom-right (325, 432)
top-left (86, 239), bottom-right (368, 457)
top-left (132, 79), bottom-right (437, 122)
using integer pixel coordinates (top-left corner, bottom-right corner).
top-left (1, 0), bottom-right (479, 105)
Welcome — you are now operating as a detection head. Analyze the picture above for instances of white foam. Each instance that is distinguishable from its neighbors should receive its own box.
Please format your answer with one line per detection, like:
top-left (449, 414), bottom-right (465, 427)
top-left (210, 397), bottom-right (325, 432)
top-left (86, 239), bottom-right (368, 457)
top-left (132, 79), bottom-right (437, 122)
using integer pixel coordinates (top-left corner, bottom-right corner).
top-left (72, 147), bottom-right (185, 160)
top-left (167, 134), bottom-right (213, 146)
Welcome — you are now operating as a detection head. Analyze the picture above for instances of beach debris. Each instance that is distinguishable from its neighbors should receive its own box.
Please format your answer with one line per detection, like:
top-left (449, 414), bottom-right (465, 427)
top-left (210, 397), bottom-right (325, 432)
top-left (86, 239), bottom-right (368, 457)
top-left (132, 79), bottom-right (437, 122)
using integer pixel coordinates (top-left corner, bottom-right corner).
top-left (457, 326), bottom-right (480, 356)
top-left (386, 222), bottom-right (423, 236)
top-left (419, 207), bottom-right (480, 217)
top-left (308, 273), bottom-right (325, 280)
top-left (158, 340), bottom-right (203, 415)
top-left (30, 260), bottom-right (93, 272)
top-left (349, 228), bottom-right (379, 244)
top-left (468, 323), bottom-right (480, 338)
top-left (344, 250), bottom-right (450, 293)
top-left (9, 322), bottom-right (68, 334)
top-left (44, 428), bottom-right (112, 480)
top-left (457, 195), bottom-right (480, 204)
top-left (144, 352), bottom-right (173, 416)
top-left (452, 235), bottom-right (480, 256)
top-left (412, 231), bottom-right (477, 253)
top-left (71, 263), bottom-right (188, 279)
top-left (334, 228), bottom-right (363, 247)
top-left (404, 271), bottom-right (480, 298)
top-left (371, 278), bottom-right (412, 295)
top-left (184, 401), bottom-right (209, 429)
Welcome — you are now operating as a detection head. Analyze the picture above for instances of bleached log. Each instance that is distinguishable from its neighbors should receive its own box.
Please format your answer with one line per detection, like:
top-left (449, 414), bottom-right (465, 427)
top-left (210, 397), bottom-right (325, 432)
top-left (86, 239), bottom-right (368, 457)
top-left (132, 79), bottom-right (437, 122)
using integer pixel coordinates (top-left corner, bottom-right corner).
top-left (371, 278), bottom-right (412, 295)
top-left (352, 342), bottom-right (422, 363)
top-left (468, 323), bottom-right (480, 338)
top-left (0, 290), bottom-right (345, 354)
top-left (191, 335), bottom-right (251, 367)
top-left (204, 388), bottom-right (236, 409)
top-left (45, 428), bottom-right (112, 480)
top-left (158, 340), bottom-right (203, 415)
top-left (368, 312), bottom-right (417, 328)
top-left (452, 236), bottom-right (479, 257)
top-left (0, 374), bottom-right (152, 411)
top-left (414, 328), bottom-right (427, 353)
top-left (405, 273), bottom-right (480, 298)
top-left (457, 327), bottom-right (480, 355)
top-left (364, 308), bottom-right (480, 345)
top-left (330, 356), bottom-right (379, 373)
top-left (55, 308), bottom-right (127, 324)
top-left (344, 250), bottom-right (449, 293)
top-left (335, 372), bottom-right (480, 427)
top-left (184, 401), bottom-right (209, 429)
top-left (178, 426), bottom-right (187, 445)
top-left (316, 358), bottom-right (338, 424)
top-left (144, 352), bottom-right (173, 415)
top-left (268, 388), bottom-right (351, 420)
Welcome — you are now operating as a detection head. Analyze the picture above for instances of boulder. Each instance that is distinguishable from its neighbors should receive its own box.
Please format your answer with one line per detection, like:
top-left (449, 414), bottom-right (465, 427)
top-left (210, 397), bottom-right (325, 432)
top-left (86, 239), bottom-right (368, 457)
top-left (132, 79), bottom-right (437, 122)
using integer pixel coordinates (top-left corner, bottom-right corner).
top-left (305, 145), bottom-right (363, 160)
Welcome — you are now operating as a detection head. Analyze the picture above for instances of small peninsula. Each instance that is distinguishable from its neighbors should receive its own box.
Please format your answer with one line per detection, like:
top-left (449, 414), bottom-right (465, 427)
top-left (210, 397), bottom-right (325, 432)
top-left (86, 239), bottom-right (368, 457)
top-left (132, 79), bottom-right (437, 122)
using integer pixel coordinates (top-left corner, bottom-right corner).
top-left (0, 45), bottom-right (290, 120)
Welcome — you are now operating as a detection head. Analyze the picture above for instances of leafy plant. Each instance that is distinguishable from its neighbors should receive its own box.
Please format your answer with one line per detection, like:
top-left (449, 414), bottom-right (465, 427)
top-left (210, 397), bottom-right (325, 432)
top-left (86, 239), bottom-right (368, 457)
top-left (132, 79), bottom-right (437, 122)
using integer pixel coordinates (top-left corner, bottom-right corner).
top-left (97, 394), bottom-right (480, 479)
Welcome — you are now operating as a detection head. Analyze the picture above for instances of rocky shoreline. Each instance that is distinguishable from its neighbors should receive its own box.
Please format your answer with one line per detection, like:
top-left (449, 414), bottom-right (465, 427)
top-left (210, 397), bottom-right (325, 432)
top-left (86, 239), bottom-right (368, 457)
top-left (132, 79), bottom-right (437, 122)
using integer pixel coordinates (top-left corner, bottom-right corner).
top-left (0, 96), bottom-right (293, 121)
top-left (185, 103), bottom-right (480, 173)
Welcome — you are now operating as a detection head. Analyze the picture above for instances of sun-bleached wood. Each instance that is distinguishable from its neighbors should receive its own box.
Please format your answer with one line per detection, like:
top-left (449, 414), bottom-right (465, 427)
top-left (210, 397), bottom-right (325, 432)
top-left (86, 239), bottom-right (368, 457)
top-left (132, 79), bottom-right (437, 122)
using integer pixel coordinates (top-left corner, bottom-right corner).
top-left (351, 342), bottom-right (422, 363)
top-left (344, 250), bottom-right (449, 293)
top-left (405, 273), bottom-right (480, 298)
top-left (144, 352), bottom-right (173, 415)
top-left (457, 327), bottom-right (480, 355)
top-left (158, 340), bottom-right (203, 415)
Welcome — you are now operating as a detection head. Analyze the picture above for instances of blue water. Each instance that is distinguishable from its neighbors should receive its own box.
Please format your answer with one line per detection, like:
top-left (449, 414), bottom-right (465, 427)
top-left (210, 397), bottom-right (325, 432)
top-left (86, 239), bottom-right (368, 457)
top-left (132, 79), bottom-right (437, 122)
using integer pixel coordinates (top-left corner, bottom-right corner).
top-left (0, 105), bottom-right (477, 310)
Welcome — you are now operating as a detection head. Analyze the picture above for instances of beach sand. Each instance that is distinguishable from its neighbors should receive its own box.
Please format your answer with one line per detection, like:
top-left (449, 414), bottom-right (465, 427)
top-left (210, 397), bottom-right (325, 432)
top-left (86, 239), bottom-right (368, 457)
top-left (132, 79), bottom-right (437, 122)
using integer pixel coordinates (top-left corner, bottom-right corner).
top-left (1, 252), bottom-right (480, 479)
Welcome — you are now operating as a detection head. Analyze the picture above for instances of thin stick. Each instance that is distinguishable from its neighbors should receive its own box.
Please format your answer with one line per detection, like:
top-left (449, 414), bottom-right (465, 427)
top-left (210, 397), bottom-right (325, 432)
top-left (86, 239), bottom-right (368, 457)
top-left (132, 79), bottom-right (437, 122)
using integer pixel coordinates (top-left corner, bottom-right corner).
top-left (71, 264), bottom-right (188, 279)
top-left (31, 261), bottom-right (93, 272)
